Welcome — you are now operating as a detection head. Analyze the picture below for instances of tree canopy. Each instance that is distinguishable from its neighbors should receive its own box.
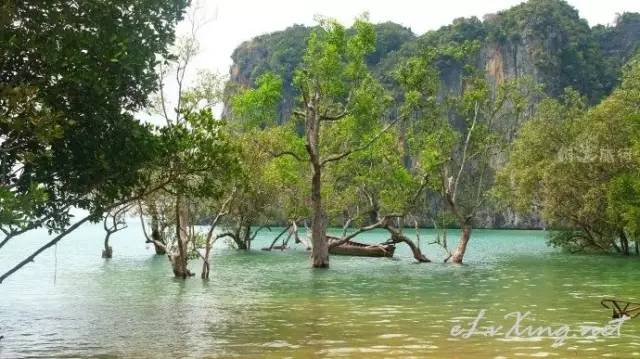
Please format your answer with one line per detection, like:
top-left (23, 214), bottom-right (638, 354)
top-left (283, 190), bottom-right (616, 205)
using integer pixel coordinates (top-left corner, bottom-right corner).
top-left (496, 57), bottom-right (640, 254)
top-left (0, 0), bottom-right (190, 235)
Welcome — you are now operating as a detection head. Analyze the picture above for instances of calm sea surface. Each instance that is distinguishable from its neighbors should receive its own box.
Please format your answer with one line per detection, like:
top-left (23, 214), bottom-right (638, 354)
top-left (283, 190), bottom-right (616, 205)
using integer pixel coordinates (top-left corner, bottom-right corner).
top-left (1, 223), bottom-right (639, 358)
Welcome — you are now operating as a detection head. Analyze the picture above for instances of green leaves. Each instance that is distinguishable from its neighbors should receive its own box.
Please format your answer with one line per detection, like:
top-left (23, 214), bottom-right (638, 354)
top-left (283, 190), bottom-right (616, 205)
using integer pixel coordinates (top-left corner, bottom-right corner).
top-left (157, 108), bottom-right (238, 200)
top-left (608, 175), bottom-right (640, 238)
top-left (497, 59), bottom-right (640, 253)
top-left (231, 73), bottom-right (283, 129)
top-left (0, 0), bottom-right (189, 233)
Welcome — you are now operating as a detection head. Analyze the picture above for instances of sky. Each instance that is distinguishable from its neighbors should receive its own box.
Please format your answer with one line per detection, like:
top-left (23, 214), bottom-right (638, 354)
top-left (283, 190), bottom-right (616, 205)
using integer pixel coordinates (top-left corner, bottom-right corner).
top-left (162, 0), bottom-right (639, 117)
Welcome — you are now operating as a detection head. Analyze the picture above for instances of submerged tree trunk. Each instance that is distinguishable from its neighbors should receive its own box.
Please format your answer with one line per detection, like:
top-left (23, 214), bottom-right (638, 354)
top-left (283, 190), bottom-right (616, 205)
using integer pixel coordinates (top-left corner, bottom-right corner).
top-left (242, 225), bottom-right (251, 250)
top-left (201, 237), bottom-right (212, 279)
top-left (302, 90), bottom-right (330, 268)
top-left (101, 206), bottom-right (128, 259)
top-left (310, 166), bottom-right (329, 267)
top-left (451, 224), bottom-right (472, 264)
top-left (170, 197), bottom-right (193, 278)
top-left (139, 202), bottom-right (167, 255)
top-left (620, 231), bottom-right (630, 256)
top-left (236, 226), bottom-right (249, 250)
top-left (444, 184), bottom-right (473, 264)
top-left (150, 212), bottom-right (166, 255)
top-left (102, 233), bottom-right (113, 259)
top-left (150, 228), bottom-right (166, 255)
top-left (200, 196), bottom-right (233, 279)
top-left (229, 220), bottom-right (251, 250)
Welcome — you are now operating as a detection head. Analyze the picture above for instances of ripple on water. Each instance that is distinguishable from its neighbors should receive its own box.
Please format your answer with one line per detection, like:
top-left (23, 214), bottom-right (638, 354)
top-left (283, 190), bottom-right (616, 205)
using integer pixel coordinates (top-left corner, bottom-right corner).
top-left (1, 226), bottom-right (639, 358)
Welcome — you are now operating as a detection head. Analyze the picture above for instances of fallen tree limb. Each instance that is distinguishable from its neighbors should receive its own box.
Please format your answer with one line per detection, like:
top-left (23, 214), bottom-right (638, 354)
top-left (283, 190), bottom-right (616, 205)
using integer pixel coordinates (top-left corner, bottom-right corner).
top-left (328, 215), bottom-right (431, 263)
top-left (262, 225), bottom-right (291, 251)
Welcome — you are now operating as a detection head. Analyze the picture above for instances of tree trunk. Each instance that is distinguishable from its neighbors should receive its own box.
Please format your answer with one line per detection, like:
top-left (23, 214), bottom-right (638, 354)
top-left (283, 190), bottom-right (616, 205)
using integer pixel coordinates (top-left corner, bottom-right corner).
top-left (451, 224), bottom-right (472, 264)
top-left (399, 235), bottom-right (430, 263)
top-left (243, 225), bottom-right (251, 250)
top-left (102, 233), bottom-right (113, 259)
top-left (150, 229), bottom-right (166, 255)
top-left (171, 196), bottom-right (192, 278)
top-left (620, 231), bottom-right (630, 256)
top-left (304, 89), bottom-right (329, 268)
top-left (235, 227), bottom-right (249, 250)
top-left (201, 245), bottom-right (211, 279)
top-left (244, 225), bottom-right (251, 251)
top-left (150, 213), bottom-right (166, 255)
top-left (310, 167), bottom-right (329, 267)
top-left (386, 226), bottom-right (430, 262)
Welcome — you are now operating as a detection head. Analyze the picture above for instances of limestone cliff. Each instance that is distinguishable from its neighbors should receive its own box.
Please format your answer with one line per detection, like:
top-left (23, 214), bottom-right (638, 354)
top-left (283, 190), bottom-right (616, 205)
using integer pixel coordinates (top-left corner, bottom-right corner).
top-left (222, 0), bottom-right (640, 229)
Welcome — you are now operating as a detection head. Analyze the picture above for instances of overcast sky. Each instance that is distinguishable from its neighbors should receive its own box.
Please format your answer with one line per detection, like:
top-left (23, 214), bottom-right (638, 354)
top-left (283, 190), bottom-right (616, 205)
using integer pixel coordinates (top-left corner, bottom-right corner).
top-left (180, 0), bottom-right (638, 79)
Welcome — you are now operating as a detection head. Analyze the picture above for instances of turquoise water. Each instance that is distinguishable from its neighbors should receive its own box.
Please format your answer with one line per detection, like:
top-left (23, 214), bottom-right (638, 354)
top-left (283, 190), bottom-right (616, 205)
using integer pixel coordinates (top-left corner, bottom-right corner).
top-left (1, 223), bottom-right (639, 358)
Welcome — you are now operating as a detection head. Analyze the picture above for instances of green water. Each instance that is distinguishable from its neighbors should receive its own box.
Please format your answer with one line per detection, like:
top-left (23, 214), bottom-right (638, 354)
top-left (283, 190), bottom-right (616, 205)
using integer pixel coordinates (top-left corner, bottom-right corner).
top-left (1, 224), bottom-right (639, 358)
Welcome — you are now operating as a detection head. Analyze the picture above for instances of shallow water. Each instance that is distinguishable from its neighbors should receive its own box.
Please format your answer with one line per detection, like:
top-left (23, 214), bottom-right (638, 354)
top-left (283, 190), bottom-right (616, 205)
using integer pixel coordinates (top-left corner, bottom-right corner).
top-left (1, 223), bottom-right (639, 358)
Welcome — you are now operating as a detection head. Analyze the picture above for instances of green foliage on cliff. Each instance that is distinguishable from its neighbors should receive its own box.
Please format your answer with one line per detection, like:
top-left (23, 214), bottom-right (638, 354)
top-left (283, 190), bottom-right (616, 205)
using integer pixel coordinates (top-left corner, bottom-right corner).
top-left (484, 0), bottom-right (607, 101)
top-left (226, 0), bottom-right (640, 122)
top-left (496, 58), bottom-right (640, 254)
top-left (593, 12), bottom-right (640, 94)
top-left (230, 24), bottom-right (311, 95)
top-left (225, 22), bottom-right (414, 120)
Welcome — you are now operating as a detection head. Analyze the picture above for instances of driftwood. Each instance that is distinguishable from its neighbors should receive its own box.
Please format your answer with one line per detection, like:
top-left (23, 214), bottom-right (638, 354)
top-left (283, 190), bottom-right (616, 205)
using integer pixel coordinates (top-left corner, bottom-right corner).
top-left (262, 225), bottom-right (291, 251)
top-left (601, 299), bottom-right (640, 319)
top-left (262, 220), bottom-right (312, 251)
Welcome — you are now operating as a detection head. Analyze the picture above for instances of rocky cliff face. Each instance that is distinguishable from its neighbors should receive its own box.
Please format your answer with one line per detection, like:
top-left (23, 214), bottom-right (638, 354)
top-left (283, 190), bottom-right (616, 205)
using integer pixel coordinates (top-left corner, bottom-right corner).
top-left (222, 0), bottom-right (640, 229)
top-left (224, 22), bottom-right (415, 121)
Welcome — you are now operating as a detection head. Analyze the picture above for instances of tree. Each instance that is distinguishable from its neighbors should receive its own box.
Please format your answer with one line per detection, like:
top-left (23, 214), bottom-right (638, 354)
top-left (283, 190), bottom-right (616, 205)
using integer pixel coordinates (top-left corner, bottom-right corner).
top-left (395, 44), bottom-right (538, 263)
top-left (101, 204), bottom-right (131, 259)
top-left (322, 128), bottom-right (431, 262)
top-left (136, 6), bottom-right (241, 278)
top-left (156, 108), bottom-right (238, 278)
top-left (0, 0), bottom-right (190, 283)
top-left (214, 126), bottom-right (307, 251)
top-left (228, 74), bottom-right (310, 251)
top-left (495, 57), bottom-right (640, 254)
top-left (232, 15), bottom-right (393, 268)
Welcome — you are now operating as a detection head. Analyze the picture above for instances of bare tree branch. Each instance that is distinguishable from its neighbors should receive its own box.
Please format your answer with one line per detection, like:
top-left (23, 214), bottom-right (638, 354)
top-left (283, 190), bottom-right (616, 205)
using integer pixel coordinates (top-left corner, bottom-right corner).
top-left (270, 150), bottom-right (304, 162)
top-left (329, 217), bottom-right (389, 248)
top-left (320, 110), bottom-right (349, 122)
top-left (263, 225), bottom-right (292, 251)
top-left (320, 117), bottom-right (400, 166)
top-left (452, 101), bottom-right (479, 202)
top-left (0, 204), bottom-right (73, 251)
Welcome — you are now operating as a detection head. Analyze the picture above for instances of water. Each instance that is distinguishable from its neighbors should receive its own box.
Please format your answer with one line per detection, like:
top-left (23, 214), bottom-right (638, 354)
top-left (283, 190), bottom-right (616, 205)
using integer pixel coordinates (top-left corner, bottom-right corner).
top-left (1, 223), bottom-right (639, 358)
